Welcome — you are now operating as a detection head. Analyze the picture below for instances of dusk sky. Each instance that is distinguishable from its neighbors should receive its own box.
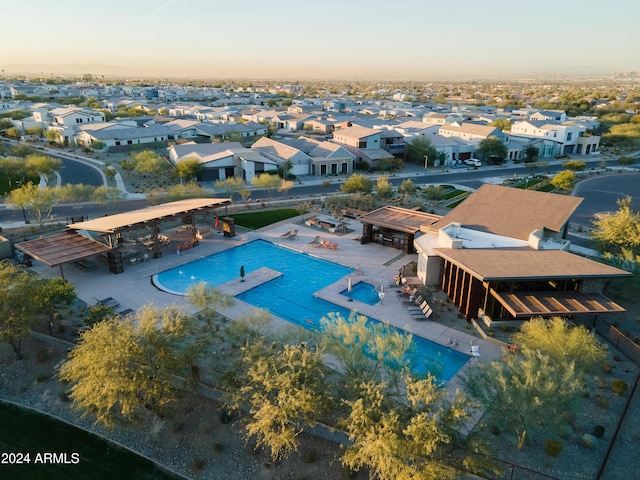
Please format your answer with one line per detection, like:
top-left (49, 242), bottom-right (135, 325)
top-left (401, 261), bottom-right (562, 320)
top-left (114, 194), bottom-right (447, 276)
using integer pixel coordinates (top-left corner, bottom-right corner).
top-left (4, 0), bottom-right (639, 79)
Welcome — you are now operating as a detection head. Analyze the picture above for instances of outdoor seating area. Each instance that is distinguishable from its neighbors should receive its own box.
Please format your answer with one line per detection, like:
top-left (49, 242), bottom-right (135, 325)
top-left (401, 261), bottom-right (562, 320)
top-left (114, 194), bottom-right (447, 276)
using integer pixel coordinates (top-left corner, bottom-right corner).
top-left (280, 228), bottom-right (299, 240)
top-left (73, 259), bottom-right (97, 272)
top-left (304, 215), bottom-right (349, 234)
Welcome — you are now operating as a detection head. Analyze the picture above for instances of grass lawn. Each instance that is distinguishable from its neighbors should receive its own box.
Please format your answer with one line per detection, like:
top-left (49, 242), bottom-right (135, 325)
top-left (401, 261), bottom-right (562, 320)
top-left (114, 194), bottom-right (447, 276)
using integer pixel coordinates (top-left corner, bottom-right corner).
top-left (229, 208), bottom-right (304, 230)
top-left (0, 401), bottom-right (181, 480)
top-left (441, 189), bottom-right (467, 200)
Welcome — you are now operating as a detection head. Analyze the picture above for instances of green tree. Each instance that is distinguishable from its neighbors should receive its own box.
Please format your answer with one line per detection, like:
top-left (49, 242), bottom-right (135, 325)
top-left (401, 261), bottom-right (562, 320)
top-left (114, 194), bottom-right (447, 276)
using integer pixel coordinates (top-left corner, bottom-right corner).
top-left (234, 341), bottom-right (329, 461)
top-left (405, 137), bottom-right (438, 166)
top-left (340, 376), bottom-right (468, 480)
top-left (59, 305), bottom-right (208, 427)
top-left (25, 154), bottom-right (62, 185)
top-left (490, 118), bottom-right (512, 131)
top-left (5, 126), bottom-right (21, 139)
top-left (524, 146), bottom-right (539, 163)
top-left (512, 317), bottom-right (607, 375)
top-left (45, 129), bottom-right (60, 144)
top-left (174, 158), bottom-right (204, 184)
top-left (617, 155), bottom-right (636, 166)
top-left (186, 282), bottom-right (234, 321)
top-left (477, 136), bottom-right (507, 163)
top-left (278, 159), bottom-right (294, 179)
top-left (252, 172), bottom-right (281, 205)
top-left (10, 144), bottom-right (36, 158)
top-left (7, 182), bottom-right (58, 230)
top-left (278, 179), bottom-right (294, 197)
top-left (464, 348), bottom-right (584, 450)
top-left (375, 174), bottom-right (394, 200)
top-left (562, 160), bottom-right (586, 171)
top-left (550, 170), bottom-right (576, 191)
top-left (341, 173), bottom-right (373, 195)
top-left (398, 178), bottom-right (417, 200)
top-left (32, 278), bottom-right (76, 334)
top-left (132, 150), bottom-right (168, 179)
top-left (423, 185), bottom-right (445, 205)
top-left (120, 159), bottom-right (135, 177)
top-left (164, 182), bottom-right (211, 202)
top-left (0, 261), bottom-right (39, 360)
top-left (591, 196), bottom-right (640, 262)
top-left (92, 186), bottom-right (125, 213)
top-left (90, 140), bottom-right (106, 152)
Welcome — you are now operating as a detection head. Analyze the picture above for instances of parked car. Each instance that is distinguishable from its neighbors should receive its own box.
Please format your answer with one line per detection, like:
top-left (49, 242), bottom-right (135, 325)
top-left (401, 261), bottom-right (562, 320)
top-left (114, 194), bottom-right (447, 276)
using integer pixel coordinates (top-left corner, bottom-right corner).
top-left (463, 158), bottom-right (481, 166)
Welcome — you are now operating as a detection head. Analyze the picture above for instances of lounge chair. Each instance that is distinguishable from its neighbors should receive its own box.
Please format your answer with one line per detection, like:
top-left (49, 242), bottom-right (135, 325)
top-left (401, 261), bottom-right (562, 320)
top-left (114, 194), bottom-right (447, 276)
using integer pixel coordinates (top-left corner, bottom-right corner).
top-left (327, 242), bottom-right (338, 249)
top-left (280, 228), bottom-right (292, 239)
top-left (471, 345), bottom-right (480, 358)
top-left (287, 229), bottom-right (299, 240)
top-left (308, 235), bottom-right (320, 245)
top-left (96, 297), bottom-right (120, 309)
top-left (314, 240), bottom-right (330, 248)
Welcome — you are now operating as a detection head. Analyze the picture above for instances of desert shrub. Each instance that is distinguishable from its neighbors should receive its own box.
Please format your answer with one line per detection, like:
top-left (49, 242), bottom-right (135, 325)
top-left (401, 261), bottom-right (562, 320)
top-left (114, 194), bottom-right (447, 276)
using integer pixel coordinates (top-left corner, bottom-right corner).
top-left (35, 348), bottom-right (54, 363)
top-left (213, 442), bottom-right (225, 453)
top-left (219, 408), bottom-right (234, 424)
top-left (602, 364), bottom-right (613, 374)
top-left (612, 379), bottom-right (629, 395)
top-left (490, 424), bottom-right (500, 435)
top-left (303, 449), bottom-right (318, 464)
top-left (582, 434), bottom-right (598, 449)
top-left (592, 425), bottom-right (605, 438)
top-left (190, 458), bottom-right (205, 474)
top-left (545, 439), bottom-right (563, 456)
top-left (594, 393), bottom-right (610, 409)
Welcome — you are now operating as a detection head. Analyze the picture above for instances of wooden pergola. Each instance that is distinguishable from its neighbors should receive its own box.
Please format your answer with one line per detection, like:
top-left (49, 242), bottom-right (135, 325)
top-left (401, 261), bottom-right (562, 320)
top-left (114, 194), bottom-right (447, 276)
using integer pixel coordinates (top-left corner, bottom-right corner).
top-left (67, 198), bottom-right (232, 257)
top-left (434, 248), bottom-right (631, 321)
top-left (15, 198), bottom-right (232, 277)
top-left (358, 206), bottom-right (441, 254)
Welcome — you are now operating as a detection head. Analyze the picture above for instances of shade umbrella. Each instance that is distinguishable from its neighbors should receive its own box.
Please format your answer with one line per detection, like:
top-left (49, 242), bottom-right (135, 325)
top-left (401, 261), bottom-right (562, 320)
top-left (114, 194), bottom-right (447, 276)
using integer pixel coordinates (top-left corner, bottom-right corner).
top-left (347, 276), bottom-right (353, 301)
top-left (215, 215), bottom-right (220, 228)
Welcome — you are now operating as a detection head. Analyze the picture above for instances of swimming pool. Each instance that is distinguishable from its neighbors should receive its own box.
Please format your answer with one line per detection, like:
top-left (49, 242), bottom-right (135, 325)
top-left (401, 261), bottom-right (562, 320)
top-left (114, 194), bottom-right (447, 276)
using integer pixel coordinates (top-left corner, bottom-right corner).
top-left (341, 281), bottom-right (380, 305)
top-left (154, 240), bottom-right (468, 381)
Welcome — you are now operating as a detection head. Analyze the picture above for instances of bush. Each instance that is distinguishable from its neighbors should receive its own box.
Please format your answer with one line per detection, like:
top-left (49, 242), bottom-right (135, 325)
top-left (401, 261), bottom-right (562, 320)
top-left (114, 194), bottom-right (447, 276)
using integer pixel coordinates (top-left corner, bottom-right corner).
top-left (303, 449), bottom-right (318, 464)
top-left (545, 439), bottom-right (563, 456)
top-left (582, 433), bottom-right (598, 449)
top-left (612, 379), bottom-right (629, 395)
top-left (592, 425), bottom-right (605, 438)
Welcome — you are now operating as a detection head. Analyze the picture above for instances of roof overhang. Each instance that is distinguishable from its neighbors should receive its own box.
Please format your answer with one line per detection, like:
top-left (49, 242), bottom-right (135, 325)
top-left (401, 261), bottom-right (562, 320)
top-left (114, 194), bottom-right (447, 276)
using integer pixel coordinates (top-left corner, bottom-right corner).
top-left (358, 206), bottom-right (441, 234)
top-left (67, 198), bottom-right (232, 234)
top-left (491, 290), bottom-right (626, 318)
top-left (15, 230), bottom-right (112, 267)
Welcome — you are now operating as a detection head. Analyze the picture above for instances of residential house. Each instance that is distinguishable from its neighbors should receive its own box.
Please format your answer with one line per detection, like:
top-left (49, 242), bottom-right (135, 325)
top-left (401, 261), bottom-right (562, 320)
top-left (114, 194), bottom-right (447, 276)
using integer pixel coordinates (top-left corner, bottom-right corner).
top-left (439, 122), bottom-right (507, 148)
top-left (331, 125), bottom-right (393, 166)
top-left (271, 113), bottom-right (314, 131)
top-left (422, 112), bottom-right (463, 125)
top-left (529, 110), bottom-right (567, 122)
top-left (251, 137), bottom-right (311, 176)
top-left (510, 120), bottom-right (599, 156)
top-left (74, 123), bottom-right (173, 151)
top-left (167, 141), bottom-right (253, 181)
top-left (413, 184), bottom-right (630, 323)
top-left (277, 136), bottom-right (356, 176)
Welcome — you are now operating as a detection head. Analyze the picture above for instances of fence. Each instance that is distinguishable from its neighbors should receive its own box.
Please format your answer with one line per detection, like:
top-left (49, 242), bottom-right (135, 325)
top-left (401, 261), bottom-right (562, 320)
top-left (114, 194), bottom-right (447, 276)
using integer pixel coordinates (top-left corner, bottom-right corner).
top-left (451, 449), bottom-right (561, 480)
top-left (574, 315), bottom-right (640, 366)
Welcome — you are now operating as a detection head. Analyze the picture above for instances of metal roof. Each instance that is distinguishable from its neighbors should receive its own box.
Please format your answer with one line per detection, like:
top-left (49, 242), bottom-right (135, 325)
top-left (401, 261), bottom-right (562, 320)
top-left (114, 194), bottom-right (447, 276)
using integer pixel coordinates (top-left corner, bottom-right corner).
top-left (67, 198), bottom-right (232, 233)
top-left (15, 231), bottom-right (112, 267)
top-left (358, 206), bottom-right (441, 234)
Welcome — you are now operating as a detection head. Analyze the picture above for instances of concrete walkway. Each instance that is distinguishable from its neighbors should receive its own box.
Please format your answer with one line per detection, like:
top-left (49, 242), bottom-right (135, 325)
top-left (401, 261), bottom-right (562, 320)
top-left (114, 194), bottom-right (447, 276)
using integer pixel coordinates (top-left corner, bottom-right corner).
top-left (27, 213), bottom-right (503, 388)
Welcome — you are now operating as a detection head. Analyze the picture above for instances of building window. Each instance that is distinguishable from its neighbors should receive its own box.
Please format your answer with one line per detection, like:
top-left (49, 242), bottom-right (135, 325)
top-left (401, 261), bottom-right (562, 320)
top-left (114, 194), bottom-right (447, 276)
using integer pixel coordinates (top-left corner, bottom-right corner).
top-left (567, 132), bottom-right (572, 141)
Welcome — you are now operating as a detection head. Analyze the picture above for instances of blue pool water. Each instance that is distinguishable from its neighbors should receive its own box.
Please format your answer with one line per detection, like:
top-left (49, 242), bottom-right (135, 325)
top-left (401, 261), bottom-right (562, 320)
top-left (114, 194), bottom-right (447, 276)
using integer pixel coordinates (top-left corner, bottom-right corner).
top-left (154, 240), bottom-right (468, 381)
top-left (341, 281), bottom-right (380, 305)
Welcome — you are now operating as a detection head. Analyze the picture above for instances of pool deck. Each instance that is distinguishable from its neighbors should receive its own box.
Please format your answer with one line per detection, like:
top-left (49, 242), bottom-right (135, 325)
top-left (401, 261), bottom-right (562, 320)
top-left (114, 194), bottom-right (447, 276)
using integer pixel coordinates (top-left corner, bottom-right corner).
top-left (28, 212), bottom-right (503, 395)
